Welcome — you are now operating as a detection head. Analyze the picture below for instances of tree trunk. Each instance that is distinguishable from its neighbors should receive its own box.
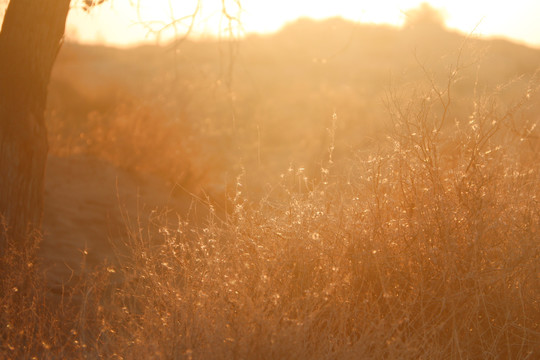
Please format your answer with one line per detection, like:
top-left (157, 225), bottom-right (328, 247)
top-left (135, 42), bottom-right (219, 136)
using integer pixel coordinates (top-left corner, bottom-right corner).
top-left (0, 0), bottom-right (71, 246)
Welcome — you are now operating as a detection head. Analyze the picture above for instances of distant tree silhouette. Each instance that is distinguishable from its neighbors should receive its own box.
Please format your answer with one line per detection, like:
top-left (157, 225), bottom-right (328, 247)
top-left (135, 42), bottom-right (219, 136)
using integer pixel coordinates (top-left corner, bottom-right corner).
top-left (404, 2), bottom-right (447, 30)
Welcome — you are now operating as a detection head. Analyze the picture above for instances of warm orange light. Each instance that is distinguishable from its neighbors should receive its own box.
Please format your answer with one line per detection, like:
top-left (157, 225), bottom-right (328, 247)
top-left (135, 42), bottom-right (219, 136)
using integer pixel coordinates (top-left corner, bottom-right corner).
top-left (62, 0), bottom-right (540, 48)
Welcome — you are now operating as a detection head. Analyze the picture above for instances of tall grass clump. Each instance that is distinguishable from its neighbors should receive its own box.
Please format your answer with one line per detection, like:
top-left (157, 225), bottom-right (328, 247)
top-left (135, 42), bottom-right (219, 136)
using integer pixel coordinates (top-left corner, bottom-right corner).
top-left (71, 66), bottom-right (538, 358)
top-left (0, 224), bottom-right (48, 358)
top-left (0, 223), bottom-right (78, 359)
top-left (3, 64), bottom-right (539, 358)
top-left (0, 222), bottom-right (121, 359)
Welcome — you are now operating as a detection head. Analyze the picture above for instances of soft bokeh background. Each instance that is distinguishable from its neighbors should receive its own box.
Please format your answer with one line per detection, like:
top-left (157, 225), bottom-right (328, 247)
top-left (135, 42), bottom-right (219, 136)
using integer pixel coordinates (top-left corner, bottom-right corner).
top-left (2, 1), bottom-right (540, 358)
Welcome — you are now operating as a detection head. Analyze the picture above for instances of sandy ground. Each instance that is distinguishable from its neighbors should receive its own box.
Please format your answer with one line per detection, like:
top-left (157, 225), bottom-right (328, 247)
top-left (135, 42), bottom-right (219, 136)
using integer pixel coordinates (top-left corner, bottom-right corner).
top-left (41, 154), bottom-right (200, 292)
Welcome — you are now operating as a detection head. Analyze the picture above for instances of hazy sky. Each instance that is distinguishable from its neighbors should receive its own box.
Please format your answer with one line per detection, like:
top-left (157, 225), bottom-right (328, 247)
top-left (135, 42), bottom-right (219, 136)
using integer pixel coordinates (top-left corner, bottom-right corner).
top-left (2, 1), bottom-right (540, 48)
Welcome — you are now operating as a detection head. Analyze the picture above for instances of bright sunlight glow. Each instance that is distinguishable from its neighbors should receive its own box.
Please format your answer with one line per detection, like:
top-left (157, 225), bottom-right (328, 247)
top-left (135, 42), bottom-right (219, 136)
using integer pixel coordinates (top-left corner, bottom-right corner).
top-left (60, 0), bottom-right (540, 48)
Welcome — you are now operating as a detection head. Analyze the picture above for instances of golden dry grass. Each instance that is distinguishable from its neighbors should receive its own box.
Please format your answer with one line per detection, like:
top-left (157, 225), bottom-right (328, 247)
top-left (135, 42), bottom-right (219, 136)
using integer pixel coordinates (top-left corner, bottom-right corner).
top-left (2, 21), bottom-right (540, 359)
top-left (3, 74), bottom-right (540, 359)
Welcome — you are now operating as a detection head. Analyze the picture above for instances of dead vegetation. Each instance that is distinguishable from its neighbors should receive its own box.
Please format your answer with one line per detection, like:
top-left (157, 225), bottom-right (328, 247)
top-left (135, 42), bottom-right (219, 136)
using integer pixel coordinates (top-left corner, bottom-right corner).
top-left (2, 20), bottom-right (540, 359)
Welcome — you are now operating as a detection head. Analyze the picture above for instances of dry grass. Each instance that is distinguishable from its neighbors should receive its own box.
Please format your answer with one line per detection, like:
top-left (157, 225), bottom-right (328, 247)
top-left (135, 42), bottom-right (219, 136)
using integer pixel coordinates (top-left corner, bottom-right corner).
top-left (2, 59), bottom-right (540, 359)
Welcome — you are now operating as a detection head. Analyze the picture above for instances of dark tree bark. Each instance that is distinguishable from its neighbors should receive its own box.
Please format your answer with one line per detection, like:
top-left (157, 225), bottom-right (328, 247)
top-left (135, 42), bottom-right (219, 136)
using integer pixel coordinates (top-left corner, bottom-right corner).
top-left (0, 0), bottom-right (71, 246)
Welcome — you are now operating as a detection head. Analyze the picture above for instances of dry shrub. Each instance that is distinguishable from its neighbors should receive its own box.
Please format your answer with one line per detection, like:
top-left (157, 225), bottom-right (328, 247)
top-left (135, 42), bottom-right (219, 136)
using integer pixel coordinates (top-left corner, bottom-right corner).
top-left (86, 98), bottom-right (206, 191)
top-left (48, 93), bottom-right (207, 193)
top-left (4, 63), bottom-right (540, 358)
top-left (78, 68), bottom-right (538, 358)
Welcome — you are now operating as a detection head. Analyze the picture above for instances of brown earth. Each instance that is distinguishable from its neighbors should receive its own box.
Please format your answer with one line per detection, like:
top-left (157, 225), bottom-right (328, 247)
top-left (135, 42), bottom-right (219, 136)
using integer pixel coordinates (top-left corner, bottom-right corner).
top-left (41, 154), bottom-right (203, 292)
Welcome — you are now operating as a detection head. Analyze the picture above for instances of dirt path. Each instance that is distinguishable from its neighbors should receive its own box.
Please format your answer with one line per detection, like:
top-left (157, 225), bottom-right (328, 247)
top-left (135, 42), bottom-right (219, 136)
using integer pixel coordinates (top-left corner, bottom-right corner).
top-left (41, 155), bottom-right (197, 290)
